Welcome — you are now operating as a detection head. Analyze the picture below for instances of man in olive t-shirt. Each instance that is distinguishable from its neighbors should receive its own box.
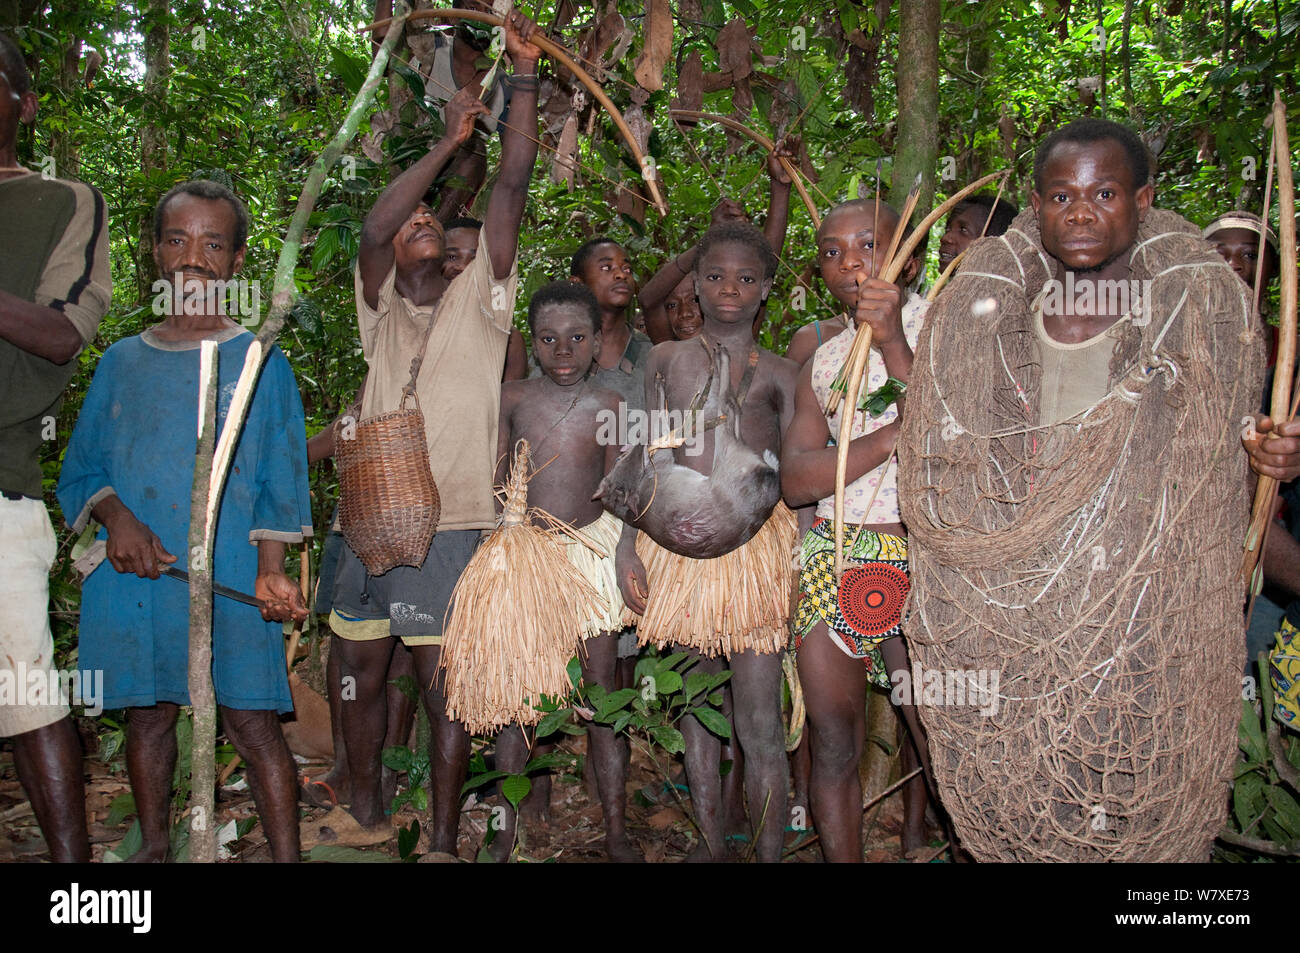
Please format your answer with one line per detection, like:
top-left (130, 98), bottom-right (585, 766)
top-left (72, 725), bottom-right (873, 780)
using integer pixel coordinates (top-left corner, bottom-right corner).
top-left (0, 34), bottom-right (111, 862)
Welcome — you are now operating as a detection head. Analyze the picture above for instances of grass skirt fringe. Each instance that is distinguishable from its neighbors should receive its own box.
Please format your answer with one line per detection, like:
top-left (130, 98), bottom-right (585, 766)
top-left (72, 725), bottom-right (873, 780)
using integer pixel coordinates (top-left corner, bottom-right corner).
top-left (626, 501), bottom-right (798, 657)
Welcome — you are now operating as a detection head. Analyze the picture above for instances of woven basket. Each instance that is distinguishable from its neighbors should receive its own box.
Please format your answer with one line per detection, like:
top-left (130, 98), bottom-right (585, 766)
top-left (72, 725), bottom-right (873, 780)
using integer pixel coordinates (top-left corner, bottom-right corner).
top-left (336, 402), bottom-right (440, 575)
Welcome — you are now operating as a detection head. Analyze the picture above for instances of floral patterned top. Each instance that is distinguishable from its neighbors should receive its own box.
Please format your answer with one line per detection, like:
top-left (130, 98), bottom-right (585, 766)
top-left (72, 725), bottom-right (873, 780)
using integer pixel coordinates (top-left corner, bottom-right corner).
top-left (810, 291), bottom-right (927, 525)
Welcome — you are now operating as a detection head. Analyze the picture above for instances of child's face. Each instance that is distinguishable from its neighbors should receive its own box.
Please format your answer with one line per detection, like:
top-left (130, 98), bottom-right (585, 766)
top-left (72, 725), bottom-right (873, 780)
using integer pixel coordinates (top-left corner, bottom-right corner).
top-left (440, 227), bottom-right (479, 280)
top-left (532, 303), bottom-right (600, 386)
top-left (1209, 226), bottom-right (1275, 290)
top-left (693, 241), bottom-right (771, 327)
top-left (575, 242), bottom-right (634, 312)
top-left (817, 206), bottom-right (896, 308)
top-left (1031, 138), bottom-right (1151, 275)
top-left (938, 205), bottom-right (988, 272)
top-left (665, 274), bottom-right (703, 340)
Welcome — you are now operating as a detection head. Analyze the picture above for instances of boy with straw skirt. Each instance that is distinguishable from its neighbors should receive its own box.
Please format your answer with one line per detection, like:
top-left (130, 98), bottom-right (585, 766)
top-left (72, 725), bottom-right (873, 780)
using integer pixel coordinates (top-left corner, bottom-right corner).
top-left (613, 223), bottom-right (800, 863)
top-left (442, 282), bottom-right (639, 862)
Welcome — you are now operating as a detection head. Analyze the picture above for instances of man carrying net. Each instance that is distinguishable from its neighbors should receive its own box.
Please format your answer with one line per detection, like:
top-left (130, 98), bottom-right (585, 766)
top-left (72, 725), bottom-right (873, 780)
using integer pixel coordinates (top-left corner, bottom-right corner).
top-left (898, 118), bottom-right (1263, 861)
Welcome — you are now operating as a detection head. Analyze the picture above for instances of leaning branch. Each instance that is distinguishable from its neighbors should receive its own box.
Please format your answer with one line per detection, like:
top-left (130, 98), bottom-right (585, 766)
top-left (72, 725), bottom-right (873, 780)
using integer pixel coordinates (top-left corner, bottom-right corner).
top-left (182, 5), bottom-right (410, 863)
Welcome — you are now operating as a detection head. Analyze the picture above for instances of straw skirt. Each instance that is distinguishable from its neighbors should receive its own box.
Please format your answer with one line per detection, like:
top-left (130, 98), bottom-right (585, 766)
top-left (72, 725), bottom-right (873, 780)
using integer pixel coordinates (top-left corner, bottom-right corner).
top-left (626, 501), bottom-right (798, 657)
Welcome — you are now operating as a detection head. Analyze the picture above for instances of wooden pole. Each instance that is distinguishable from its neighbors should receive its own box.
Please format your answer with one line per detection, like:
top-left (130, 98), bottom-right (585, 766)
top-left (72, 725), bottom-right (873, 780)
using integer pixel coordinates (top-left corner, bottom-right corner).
top-left (182, 6), bottom-right (411, 862)
top-left (185, 341), bottom-right (219, 862)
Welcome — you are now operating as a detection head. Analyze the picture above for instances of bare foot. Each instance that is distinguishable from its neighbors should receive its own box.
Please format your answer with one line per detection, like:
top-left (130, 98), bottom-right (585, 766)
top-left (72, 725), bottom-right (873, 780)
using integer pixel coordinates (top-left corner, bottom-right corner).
top-left (125, 845), bottom-right (168, 863)
top-left (683, 836), bottom-right (725, 863)
top-left (901, 818), bottom-right (929, 855)
top-left (604, 832), bottom-right (645, 863)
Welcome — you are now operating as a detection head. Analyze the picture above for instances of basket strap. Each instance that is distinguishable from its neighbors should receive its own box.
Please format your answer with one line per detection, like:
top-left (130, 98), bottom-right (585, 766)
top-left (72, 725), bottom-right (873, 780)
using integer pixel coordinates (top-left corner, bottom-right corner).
top-left (399, 295), bottom-right (447, 410)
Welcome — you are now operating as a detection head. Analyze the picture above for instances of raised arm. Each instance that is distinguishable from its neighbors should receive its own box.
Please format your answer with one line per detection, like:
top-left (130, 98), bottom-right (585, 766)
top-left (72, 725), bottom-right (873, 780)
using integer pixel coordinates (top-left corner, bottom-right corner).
top-left (763, 136), bottom-right (796, 259)
top-left (358, 91), bottom-right (487, 307)
top-left (482, 10), bottom-right (542, 279)
top-left (638, 252), bottom-right (696, 344)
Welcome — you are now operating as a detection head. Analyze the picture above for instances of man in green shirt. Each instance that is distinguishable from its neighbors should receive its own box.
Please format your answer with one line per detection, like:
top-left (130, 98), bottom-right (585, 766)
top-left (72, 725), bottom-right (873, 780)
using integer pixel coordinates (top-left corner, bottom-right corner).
top-left (0, 33), bottom-right (111, 862)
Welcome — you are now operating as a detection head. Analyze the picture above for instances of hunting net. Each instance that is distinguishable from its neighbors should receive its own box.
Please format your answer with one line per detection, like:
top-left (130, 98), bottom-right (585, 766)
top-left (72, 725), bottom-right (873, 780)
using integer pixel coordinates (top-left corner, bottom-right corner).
top-left (898, 208), bottom-right (1262, 861)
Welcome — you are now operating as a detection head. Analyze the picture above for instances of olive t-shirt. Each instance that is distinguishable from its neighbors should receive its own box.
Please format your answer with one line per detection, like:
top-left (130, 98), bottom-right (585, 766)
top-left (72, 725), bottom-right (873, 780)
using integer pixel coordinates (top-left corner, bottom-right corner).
top-left (0, 173), bottom-right (112, 497)
top-left (354, 230), bottom-right (517, 531)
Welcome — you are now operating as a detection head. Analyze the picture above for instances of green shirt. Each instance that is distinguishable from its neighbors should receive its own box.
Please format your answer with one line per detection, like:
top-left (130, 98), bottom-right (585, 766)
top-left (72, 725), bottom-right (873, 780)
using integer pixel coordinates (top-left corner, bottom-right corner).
top-left (0, 172), bottom-right (111, 498)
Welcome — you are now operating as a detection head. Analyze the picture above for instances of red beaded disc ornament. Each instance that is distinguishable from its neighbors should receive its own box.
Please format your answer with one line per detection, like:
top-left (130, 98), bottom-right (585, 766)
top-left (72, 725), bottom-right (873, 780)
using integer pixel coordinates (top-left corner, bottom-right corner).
top-left (837, 563), bottom-right (910, 636)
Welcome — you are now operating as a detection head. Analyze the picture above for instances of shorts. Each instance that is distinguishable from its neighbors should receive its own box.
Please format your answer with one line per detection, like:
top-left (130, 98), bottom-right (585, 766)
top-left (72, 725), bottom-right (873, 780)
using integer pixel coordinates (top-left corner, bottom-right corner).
top-left (791, 518), bottom-right (909, 689)
top-left (1271, 615), bottom-right (1300, 729)
top-left (329, 529), bottom-right (481, 646)
top-left (0, 497), bottom-right (70, 736)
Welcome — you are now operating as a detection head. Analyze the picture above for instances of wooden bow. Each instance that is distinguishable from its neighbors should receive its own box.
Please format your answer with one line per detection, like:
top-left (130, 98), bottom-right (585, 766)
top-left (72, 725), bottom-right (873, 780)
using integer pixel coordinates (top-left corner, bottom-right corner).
top-left (360, 7), bottom-right (668, 214)
top-left (669, 108), bottom-right (821, 228)
top-left (1242, 93), bottom-right (1298, 595)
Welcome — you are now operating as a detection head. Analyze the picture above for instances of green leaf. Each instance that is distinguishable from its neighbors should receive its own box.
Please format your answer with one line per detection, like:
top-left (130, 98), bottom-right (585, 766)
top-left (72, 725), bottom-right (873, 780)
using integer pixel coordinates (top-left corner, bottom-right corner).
top-left (106, 792), bottom-right (136, 828)
top-left (523, 752), bottom-right (577, 774)
top-left (503, 774), bottom-right (532, 808)
top-left (634, 655), bottom-right (659, 685)
top-left (104, 819), bottom-right (142, 863)
top-left (382, 745), bottom-right (414, 773)
top-left (398, 819), bottom-right (421, 860)
top-left (691, 706), bottom-right (732, 740)
top-left (389, 58), bottom-right (429, 104)
top-left (331, 46), bottom-right (371, 97)
top-left (654, 670), bottom-right (683, 694)
top-left (650, 726), bottom-right (686, 754)
top-left (684, 671), bottom-right (710, 701)
top-left (567, 655), bottom-right (583, 689)
top-left (656, 652), bottom-right (689, 674)
top-left (411, 785), bottom-right (428, 812)
top-left (1238, 699), bottom-right (1266, 764)
top-left (612, 711), bottom-right (633, 733)
top-left (460, 769), bottom-right (508, 795)
top-left (1265, 786), bottom-right (1300, 838)
top-left (596, 687), bottom-right (640, 718)
top-left (534, 707), bottom-right (571, 739)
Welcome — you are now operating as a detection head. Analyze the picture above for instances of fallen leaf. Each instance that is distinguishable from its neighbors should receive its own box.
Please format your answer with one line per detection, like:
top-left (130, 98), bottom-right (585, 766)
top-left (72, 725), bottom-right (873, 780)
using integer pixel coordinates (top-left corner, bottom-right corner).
top-left (646, 806), bottom-right (686, 829)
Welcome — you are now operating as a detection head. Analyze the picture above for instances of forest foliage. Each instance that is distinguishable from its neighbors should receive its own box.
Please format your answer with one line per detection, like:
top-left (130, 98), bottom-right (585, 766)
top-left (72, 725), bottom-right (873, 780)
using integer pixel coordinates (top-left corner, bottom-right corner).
top-left (5, 0), bottom-right (1299, 858)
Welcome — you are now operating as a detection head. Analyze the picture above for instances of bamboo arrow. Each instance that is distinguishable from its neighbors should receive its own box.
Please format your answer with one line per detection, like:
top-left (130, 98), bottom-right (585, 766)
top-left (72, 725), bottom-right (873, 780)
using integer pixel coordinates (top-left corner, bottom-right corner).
top-left (360, 8), bottom-right (668, 215)
top-left (829, 169), bottom-right (1008, 579)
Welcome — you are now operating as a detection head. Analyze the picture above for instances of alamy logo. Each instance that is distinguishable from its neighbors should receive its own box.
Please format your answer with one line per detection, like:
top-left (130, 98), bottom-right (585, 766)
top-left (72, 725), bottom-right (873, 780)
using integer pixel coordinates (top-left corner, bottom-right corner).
top-left (0, 663), bottom-right (103, 716)
top-left (151, 273), bottom-right (261, 326)
top-left (595, 403), bottom-right (707, 457)
top-left (1040, 273), bottom-right (1152, 327)
top-left (49, 883), bottom-right (151, 933)
top-left (890, 663), bottom-right (1001, 716)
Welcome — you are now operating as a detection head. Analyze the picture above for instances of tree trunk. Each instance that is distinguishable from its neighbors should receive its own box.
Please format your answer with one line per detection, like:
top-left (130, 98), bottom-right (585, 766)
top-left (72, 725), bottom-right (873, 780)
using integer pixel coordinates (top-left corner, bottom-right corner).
top-left (0, 0), bottom-right (41, 30)
top-left (890, 0), bottom-right (939, 227)
top-left (138, 0), bottom-right (170, 297)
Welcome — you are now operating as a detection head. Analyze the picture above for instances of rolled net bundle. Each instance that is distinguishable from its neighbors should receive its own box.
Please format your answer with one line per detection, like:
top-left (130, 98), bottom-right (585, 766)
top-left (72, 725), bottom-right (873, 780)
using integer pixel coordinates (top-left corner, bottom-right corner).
top-left (898, 209), bottom-right (1262, 861)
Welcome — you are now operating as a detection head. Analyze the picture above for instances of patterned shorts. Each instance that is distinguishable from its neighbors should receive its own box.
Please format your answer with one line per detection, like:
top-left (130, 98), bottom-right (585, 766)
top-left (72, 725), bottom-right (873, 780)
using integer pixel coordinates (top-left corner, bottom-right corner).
top-left (1272, 617), bottom-right (1300, 730)
top-left (791, 519), bottom-right (908, 689)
